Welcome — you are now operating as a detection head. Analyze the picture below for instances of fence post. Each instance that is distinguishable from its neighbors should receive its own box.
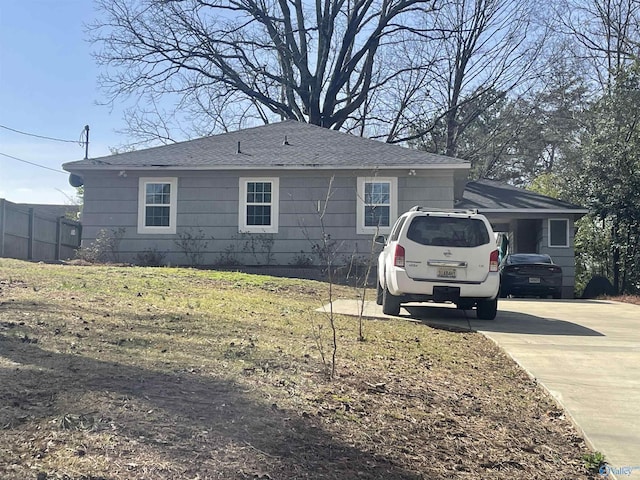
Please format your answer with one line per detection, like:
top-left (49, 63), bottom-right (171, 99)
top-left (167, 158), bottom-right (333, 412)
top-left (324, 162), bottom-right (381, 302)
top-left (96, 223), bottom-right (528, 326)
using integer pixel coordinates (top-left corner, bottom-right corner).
top-left (28, 208), bottom-right (35, 260)
top-left (0, 199), bottom-right (5, 257)
top-left (77, 223), bottom-right (83, 249)
top-left (56, 217), bottom-right (63, 261)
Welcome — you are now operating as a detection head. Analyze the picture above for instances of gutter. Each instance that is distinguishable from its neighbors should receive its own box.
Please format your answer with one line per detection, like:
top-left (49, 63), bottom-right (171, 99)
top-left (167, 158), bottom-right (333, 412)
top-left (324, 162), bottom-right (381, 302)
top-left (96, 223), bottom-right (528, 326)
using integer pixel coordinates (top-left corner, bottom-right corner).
top-left (62, 163), bottom-right (471, 172)
top-left (477, 208), bottom-right (590, 214)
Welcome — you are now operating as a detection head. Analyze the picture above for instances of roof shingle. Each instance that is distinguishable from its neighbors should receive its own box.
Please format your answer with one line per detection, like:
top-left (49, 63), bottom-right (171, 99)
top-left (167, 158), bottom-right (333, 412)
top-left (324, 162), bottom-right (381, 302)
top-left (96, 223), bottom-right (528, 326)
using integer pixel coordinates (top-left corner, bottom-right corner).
top-left (458, 179), bottom-right (588, 212)
top-left (63, 120), bottom-right (468, 171)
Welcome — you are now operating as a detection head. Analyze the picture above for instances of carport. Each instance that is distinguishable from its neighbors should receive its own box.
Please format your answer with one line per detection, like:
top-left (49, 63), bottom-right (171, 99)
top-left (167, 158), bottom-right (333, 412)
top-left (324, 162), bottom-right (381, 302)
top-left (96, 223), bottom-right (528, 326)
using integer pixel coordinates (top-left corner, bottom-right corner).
top-left (456, 179), bottom-right (589, 298)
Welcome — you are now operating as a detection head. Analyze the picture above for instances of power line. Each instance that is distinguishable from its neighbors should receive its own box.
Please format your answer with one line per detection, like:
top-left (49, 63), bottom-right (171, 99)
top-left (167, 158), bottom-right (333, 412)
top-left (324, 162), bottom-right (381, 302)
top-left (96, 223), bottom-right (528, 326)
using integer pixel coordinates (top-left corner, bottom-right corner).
top-left (0, 152), bottom-right (67, 174)
top-left (0, 124), bottom-right (81, 144)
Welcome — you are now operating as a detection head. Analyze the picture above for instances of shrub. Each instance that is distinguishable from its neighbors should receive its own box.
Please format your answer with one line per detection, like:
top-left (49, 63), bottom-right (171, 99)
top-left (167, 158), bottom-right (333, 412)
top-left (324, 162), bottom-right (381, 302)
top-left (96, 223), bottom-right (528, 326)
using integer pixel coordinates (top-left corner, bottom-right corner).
top-left (174, 228), bottom-right (213, 266)
top-left (76, 228), bottom-right (125, 264)
top-left (135, 248), bottom-right (167, 267)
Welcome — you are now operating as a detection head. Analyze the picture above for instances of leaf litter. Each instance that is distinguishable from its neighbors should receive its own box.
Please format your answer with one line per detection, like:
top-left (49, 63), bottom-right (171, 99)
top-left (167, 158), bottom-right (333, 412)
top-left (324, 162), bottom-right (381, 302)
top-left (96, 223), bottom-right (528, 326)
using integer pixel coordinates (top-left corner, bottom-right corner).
top-left (0, 259), bottom-right (600, 479)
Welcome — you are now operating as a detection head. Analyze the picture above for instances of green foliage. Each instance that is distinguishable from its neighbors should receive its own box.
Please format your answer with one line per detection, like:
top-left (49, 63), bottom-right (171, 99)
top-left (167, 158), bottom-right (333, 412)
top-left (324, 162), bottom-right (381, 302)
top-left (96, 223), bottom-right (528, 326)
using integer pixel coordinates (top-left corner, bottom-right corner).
top-left (573, 216), bottom-right (612, 296)
top-left (582, 451), bottom-right (606, 473)
top-left (523, 62), bottom-right (640, 296)
top-left (573, 62), bottom-right (640, 294)
top-left (528, 172), bottom-right (563, 198)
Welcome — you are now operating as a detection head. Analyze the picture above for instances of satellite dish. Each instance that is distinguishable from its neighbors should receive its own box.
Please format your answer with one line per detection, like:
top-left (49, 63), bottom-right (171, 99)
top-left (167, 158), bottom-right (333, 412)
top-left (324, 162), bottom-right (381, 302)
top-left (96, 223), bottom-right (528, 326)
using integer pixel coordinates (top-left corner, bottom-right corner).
top-left (69, 174), bottom-right (84, 187)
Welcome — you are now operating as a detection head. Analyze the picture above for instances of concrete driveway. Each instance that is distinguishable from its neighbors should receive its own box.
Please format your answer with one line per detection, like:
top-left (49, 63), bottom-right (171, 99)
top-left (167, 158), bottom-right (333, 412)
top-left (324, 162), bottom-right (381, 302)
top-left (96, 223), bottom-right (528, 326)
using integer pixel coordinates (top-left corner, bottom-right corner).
top-left (326, 298), bottom-right (640, 478)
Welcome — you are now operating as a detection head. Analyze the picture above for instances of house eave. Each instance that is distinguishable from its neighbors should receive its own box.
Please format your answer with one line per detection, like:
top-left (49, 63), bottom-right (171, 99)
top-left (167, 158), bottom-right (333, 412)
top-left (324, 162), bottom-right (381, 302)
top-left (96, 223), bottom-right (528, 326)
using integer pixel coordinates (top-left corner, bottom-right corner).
top-left (477, 208), bottom-right (590, 215)
top-left (63, 163), bottom-right (470, 172)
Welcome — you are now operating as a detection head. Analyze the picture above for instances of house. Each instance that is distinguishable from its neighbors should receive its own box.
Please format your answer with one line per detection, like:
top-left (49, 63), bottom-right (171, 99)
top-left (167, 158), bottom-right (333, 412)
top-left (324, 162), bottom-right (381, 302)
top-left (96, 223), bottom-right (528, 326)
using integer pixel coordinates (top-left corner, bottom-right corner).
top-left (62, 120), bottom-right (587, 297)
top-left (457, 180), bottom-right (588, 298)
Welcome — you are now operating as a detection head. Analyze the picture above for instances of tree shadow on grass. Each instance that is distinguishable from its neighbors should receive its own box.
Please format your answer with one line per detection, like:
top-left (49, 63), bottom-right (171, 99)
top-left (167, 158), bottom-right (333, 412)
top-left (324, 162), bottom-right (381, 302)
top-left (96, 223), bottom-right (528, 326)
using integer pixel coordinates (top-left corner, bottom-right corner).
top-left (0, 333), bottom-right (421, 480)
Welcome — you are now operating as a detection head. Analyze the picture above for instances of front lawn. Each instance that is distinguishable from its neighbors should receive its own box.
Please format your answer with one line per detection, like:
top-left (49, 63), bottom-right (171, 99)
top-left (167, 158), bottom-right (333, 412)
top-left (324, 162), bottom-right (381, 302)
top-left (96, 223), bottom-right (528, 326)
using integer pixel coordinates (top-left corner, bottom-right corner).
top-left (0, 259), bottom-right (597, 479)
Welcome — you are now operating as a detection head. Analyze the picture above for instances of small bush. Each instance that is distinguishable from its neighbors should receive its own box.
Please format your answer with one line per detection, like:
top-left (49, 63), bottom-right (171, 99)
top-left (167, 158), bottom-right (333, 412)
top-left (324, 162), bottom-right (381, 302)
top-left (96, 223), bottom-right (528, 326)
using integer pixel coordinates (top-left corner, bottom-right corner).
top-left (216, 244), bottom-right (242, 266)
top-left (174, 228), bottom-right (213, 266)
top-left (76, 228), bottom-right (125, 264)
top-left (290, 251), bottom-right (314, 267)
top-left (582, 451), bottom-right (606, 473)
top-left (242, 233), bottom-right (275, 265)
top-left (135, 248), bottom-right (167, 267)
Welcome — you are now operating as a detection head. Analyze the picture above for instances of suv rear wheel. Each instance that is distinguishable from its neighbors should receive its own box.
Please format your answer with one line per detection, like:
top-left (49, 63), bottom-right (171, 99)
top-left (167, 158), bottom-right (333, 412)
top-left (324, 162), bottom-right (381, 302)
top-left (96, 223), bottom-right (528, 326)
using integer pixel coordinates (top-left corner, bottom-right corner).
top-left (476, 298), bottom-right (497, 320)
top-left (382, 285), bottom-right (401, 316)
top-left (376, 281), bottom-right (384, 305)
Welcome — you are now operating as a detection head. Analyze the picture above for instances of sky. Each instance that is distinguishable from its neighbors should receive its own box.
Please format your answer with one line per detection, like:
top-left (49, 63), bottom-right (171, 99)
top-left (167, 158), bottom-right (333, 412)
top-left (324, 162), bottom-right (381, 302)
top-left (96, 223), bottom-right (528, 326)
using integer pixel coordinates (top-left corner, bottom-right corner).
top-left (0, 0), bottom-right (128, 205)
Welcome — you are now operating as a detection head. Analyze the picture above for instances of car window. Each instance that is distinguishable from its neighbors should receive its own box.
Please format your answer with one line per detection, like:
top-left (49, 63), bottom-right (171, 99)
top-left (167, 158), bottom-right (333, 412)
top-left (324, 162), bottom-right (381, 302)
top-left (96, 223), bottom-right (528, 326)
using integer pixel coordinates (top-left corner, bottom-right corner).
top-left (508, 254), bottom-right (552, 264)
top-left (389, 216), bottom-right (407, 242)
top-left (406, 216), bottom-right (490, 247)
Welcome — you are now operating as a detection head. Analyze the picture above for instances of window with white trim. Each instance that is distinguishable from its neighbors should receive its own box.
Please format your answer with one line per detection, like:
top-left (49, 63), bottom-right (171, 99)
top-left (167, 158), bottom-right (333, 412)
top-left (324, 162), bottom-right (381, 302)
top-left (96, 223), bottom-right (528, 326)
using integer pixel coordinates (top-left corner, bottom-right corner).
top-left (548, 218), bottom-right (569, 247)
top-left (137, 177), bottom-right (177, 234)
top-left (239, 177), bottom-right (279, 233)
top-left (356, 177), bottom-right (397, 234)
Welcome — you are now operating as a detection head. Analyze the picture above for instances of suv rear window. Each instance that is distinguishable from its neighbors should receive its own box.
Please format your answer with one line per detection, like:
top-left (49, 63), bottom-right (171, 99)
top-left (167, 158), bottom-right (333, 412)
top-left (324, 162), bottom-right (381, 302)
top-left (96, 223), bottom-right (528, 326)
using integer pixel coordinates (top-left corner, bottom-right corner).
top-left (507, 254), bottom-right (552, 264)
top-left (406, 216), bottom-right (490, 248)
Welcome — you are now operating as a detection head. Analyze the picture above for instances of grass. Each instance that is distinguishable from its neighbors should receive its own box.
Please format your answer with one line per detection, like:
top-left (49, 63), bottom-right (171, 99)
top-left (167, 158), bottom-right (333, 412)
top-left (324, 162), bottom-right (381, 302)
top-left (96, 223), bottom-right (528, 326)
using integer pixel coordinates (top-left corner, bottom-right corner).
top-left (0, 258), bottom-right (598, 479)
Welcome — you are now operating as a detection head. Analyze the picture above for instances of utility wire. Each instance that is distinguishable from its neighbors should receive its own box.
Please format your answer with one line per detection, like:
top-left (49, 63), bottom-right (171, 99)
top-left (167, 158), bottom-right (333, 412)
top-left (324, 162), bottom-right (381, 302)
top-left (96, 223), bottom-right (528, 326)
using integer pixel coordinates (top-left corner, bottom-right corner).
top-left (0, 151), bottom-right (67, 174)
top-left (0, 124), bottom-right (82, 144)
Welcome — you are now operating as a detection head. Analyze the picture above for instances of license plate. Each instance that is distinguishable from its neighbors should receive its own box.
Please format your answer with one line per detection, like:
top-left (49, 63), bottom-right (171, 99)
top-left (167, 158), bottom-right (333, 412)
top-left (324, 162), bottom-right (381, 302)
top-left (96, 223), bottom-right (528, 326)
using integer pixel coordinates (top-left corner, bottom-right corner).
top-left (437, 268), bottom-right (457, 279)
top-left (529, 277), bottom-right (540, 284)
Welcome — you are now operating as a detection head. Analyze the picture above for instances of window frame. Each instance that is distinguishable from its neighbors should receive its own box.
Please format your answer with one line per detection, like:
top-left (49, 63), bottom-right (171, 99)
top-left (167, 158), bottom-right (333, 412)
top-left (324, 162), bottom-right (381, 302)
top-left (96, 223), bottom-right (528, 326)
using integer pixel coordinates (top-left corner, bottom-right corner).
top-left (238, 177), bottom-right (280, 234)
top-left (356, 177), bottom-right (398, 235)
top-left (548, 218), bottom-right (570, 248)
top-left (137, 177), bottom-right (178, 235)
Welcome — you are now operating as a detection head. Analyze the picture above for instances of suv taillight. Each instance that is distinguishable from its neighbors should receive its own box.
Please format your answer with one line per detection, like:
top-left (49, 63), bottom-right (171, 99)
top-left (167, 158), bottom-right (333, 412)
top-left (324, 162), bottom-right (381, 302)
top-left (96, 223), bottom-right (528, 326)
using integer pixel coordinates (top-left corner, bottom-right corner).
top-left (490, 249), bottom-right (499, 272)
top-left (394, 245), bottom-right (406, 267)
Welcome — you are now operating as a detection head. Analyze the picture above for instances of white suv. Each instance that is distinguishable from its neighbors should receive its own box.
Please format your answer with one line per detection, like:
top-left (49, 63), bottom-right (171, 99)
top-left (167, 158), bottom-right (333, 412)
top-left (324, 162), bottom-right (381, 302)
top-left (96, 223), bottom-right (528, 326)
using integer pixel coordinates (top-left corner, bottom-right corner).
top-left (376, 207), bottom-right (500, 319)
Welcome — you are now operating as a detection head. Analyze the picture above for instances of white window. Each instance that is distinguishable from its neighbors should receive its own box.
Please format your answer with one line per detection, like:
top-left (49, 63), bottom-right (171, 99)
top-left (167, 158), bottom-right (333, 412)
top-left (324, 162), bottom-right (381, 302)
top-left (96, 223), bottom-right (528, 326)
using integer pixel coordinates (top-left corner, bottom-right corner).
top-left (239, 177), bottom-right (279, 233)
top-left (548, 218), bottom-right (569, 247)
top-left (137, 177), bottom-right (177, 234)
top-left (356, 177), bottom-right (397, 234)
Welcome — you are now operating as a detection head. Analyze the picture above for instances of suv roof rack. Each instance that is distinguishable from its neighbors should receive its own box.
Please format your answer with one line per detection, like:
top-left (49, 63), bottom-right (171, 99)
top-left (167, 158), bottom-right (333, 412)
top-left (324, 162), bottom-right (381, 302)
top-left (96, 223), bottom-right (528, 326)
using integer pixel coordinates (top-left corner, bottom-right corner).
top-left (409, 206), bottom-right (479, 215)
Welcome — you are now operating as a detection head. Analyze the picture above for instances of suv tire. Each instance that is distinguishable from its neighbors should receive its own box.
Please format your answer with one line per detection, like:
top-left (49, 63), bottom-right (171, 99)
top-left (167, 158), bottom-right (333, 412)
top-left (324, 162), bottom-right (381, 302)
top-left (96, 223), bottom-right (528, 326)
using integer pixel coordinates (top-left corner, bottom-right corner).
top-left (382, 285), bottom-right (401, 316)
top-left (376, 281), bottom-right (384, 305)
top-left (476, 298), bottom-right (497, 320)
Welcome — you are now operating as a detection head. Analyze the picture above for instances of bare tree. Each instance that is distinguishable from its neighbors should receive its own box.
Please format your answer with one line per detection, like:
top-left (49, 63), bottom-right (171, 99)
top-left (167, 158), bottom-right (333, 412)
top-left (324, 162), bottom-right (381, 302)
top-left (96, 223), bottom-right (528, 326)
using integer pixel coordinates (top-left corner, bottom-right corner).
top-left (397, 0), bottom-right (546, 155)
top-left (90, 0), bottom-right (441, 144)
top-left (554, 0), bottom-right (640, 89)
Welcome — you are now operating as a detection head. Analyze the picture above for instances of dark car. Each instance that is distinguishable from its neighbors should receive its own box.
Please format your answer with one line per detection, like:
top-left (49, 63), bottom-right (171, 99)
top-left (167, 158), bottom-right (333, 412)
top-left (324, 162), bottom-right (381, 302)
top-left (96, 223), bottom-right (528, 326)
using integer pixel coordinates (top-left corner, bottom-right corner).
top-left (499, 253), bottom-right (562, 299)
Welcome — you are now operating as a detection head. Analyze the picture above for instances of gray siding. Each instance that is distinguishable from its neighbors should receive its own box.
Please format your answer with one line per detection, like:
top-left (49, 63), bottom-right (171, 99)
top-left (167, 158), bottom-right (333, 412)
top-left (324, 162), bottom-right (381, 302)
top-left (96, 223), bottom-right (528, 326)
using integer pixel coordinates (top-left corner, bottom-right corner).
top-left (539, 217), bottom-right (577, 298)
top-left (485, 214), bottom-right (579, 298)
top-left (79, 169), bottom-right (457, 266)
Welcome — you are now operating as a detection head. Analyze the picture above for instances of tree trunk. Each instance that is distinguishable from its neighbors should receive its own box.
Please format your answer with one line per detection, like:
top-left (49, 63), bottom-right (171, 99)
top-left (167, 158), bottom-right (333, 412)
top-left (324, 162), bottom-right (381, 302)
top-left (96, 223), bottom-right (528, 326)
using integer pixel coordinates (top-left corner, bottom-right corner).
top-left (612, 218), bottom-right (620, 295)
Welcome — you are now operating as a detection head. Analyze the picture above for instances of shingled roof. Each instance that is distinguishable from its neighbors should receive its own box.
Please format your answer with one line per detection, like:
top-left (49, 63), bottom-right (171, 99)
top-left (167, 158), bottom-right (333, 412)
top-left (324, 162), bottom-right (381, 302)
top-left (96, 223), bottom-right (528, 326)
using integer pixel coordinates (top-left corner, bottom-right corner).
top-left (63, 120), bottom-right (468, 172)
top-left (457, 179), bottom-right (588, 213)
